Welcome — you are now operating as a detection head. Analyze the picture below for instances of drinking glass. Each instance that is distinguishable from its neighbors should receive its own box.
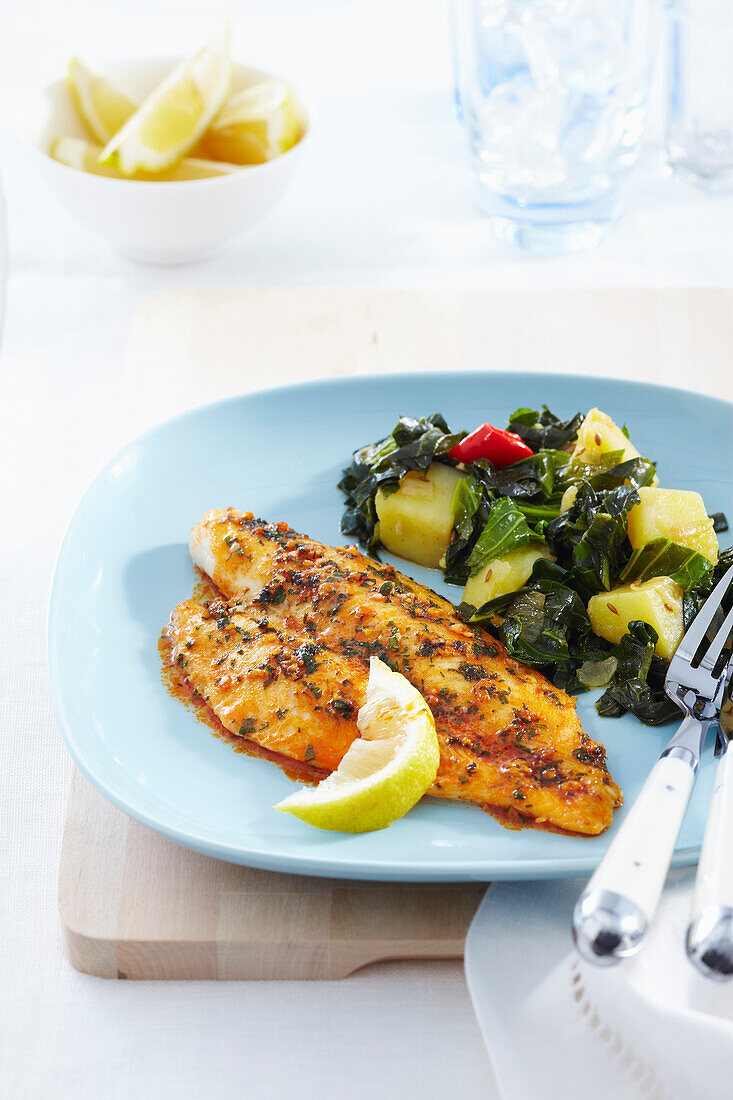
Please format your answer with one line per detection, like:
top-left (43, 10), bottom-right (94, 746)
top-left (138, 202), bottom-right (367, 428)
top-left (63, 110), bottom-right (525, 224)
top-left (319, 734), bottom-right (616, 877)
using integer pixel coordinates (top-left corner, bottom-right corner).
top-left (666, 0), bottom-right (733, 191)
top-left (0, 182), bottom-right (5, 348)
top-left (451, 0), bottom-right (660, 252)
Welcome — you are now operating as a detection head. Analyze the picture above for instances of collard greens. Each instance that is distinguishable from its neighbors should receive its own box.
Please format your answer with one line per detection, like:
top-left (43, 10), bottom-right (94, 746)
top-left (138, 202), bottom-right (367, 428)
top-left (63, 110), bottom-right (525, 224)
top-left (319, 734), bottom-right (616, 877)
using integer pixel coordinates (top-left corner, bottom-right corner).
top-left (340, 407), bottom-right (730, 726)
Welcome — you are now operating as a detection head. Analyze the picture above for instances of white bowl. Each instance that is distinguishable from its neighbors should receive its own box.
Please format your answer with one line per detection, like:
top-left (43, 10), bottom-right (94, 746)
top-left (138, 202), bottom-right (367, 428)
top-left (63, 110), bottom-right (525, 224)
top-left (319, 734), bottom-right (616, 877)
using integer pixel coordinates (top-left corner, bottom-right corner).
top-left (19, 59), bottom-right (308, 264)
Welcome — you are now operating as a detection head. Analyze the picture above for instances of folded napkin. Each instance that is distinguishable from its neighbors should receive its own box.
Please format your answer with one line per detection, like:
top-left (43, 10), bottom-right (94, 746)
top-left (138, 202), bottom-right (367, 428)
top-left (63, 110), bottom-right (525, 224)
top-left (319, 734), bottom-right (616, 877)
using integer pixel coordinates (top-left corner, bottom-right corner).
top-left (465, 870), bottom-right (733, 1100)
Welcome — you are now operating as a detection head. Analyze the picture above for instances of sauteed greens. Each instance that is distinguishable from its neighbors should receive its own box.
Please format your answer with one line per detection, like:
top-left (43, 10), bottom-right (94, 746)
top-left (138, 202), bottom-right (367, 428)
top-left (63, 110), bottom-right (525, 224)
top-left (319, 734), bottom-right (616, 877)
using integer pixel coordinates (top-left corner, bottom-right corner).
top-left (339, 407), bottom-right (730, 726)
top-left (339, 413), bottom-right (465, 556)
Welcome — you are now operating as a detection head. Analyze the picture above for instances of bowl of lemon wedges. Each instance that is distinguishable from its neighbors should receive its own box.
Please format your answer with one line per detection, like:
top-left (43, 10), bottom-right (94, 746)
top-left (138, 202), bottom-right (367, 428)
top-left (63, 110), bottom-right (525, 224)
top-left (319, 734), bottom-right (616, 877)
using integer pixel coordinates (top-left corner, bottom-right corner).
top-left (21, 27), bottom-right (308, 263)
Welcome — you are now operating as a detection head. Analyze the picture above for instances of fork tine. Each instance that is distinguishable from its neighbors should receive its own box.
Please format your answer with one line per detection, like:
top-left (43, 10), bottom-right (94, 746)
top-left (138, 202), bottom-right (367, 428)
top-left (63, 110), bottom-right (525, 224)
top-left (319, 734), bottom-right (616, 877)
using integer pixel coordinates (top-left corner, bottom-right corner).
top-left (699, 601), bottom-right (733, 673)
top-left (674, 563), bottom-right (733, 664)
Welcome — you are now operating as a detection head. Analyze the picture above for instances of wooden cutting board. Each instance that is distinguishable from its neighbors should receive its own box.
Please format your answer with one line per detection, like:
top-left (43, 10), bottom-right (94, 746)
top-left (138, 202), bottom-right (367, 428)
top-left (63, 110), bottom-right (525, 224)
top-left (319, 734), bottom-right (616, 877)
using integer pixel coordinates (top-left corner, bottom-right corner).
top-left (61, 772), bottom-right (484, 980)
top-left (58, 288), bottom-right (733, 981)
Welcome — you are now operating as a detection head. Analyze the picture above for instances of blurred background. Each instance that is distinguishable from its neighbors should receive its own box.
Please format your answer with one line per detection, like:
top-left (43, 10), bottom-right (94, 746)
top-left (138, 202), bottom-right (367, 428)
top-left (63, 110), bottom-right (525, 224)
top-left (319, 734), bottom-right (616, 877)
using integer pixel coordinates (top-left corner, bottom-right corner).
top-left (6, 0), bottom-right (733, 291)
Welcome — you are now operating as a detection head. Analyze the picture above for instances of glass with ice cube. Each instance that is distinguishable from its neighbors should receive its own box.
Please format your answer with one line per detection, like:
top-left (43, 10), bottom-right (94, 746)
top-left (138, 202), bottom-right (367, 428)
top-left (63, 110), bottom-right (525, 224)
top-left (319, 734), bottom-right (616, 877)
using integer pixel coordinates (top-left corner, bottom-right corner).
top-left (666, 0), bottom-right (733, 191)
top-left (452, 0), bottom-right (659, 251)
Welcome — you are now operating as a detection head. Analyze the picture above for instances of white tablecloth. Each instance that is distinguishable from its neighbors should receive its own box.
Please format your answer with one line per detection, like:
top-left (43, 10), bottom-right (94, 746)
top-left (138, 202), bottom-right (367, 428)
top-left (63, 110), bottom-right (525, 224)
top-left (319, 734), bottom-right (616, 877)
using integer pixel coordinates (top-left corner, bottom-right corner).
top-left (2, 1), bottom-right (733, 1096)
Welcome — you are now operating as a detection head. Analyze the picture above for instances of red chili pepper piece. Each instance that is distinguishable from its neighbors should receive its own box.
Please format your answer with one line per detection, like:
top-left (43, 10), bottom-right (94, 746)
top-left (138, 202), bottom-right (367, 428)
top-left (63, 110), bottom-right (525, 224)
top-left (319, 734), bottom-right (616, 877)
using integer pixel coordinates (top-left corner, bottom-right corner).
top-left (449, 423), bottom-right (534, 466)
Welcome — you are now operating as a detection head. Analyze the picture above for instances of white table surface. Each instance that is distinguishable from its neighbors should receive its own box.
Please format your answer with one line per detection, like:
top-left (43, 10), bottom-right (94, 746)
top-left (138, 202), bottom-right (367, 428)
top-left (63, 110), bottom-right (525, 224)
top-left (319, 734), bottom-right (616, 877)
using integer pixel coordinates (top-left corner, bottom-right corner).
top-left (2, 1), bottom-right (733, 1097)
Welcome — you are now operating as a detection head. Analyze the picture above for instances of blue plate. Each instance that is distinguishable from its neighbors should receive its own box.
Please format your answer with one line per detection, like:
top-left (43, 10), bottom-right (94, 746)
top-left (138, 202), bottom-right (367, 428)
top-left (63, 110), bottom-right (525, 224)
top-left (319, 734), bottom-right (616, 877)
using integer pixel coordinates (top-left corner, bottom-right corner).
top-left (48, 372), bottom-right (733, 881)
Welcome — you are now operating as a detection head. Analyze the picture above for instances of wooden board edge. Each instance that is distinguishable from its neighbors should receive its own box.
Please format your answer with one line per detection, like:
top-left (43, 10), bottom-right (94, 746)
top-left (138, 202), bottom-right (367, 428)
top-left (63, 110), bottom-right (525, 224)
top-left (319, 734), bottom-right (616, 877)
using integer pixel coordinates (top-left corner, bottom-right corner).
top-left (60, 931), bottom-right (467, 982)
top-left (112, 937), bottom-right (468, 981)
top-left (58, 771), bottom-right (128, 979)
top-left (61, 923), bottom-right (120, 980)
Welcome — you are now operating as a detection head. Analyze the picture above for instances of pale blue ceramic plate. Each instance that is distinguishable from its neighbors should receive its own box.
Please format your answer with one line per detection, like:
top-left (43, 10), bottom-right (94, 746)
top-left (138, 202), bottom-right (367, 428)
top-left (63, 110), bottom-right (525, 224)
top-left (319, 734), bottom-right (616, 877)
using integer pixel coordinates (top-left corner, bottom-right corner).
top-left (48, 372), bottom-right (733, 881)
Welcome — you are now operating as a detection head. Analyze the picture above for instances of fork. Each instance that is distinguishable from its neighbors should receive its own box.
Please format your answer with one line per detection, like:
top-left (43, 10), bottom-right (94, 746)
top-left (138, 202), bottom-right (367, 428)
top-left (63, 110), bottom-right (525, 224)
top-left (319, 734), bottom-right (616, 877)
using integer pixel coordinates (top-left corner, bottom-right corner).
top-left (573, 563), bottom-right (733, 966)
top-left (686, 654), bottom-right (733, 980)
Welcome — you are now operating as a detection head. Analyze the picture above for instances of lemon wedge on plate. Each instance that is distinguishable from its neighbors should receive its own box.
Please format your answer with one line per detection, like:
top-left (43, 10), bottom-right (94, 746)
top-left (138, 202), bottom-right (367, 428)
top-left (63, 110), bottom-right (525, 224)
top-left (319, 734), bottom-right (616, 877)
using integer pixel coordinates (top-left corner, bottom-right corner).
top-left (100, 27), bottom-right (232, 175)
top-left (202, 79), bottom-right (303, 164)
top-left (275, 657), bottom-right (439, 833)
top-left (68, 58), bottom-right (137, 143)
top-left (51, 136), bottom-right (239, 181)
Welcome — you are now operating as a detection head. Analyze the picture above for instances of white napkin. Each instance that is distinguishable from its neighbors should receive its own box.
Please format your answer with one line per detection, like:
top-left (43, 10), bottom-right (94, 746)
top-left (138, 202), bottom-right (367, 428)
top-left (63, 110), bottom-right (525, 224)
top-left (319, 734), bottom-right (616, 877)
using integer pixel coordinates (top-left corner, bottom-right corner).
top-left (465, 870), bottom-right (733, 1100)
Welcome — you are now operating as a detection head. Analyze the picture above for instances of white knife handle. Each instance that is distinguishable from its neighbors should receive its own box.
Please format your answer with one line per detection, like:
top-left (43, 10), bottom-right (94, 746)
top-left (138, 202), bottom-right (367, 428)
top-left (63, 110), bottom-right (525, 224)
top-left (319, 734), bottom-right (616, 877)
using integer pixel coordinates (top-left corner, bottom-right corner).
top-left (573, 751), bottom-right (697, 965)
top-left (687, 746), bottom-right (733, 981)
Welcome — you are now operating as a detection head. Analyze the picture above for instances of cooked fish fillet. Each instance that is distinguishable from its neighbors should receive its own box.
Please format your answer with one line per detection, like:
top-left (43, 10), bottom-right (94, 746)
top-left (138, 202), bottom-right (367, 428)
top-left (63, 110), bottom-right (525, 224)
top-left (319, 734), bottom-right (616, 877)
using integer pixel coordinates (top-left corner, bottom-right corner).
top-left (178, 508), bottom-right (622, 835)
top-left (167, 598), bottom-right (362, 779)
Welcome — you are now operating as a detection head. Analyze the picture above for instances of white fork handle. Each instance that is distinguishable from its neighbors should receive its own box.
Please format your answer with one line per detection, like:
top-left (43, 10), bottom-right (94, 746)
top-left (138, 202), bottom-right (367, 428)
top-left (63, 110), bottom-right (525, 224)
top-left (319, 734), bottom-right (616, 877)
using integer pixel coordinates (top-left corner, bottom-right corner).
top-left (687, 746), bottom-right (733, 980)
top-left (573, 751), bottom-right (697, 965)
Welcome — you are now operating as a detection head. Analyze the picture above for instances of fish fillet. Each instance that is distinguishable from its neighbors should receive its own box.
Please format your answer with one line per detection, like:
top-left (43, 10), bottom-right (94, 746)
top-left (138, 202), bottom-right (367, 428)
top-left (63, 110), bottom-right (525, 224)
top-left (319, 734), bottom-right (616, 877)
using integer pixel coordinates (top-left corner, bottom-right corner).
top-left (166, 597), bottom-right (364, 781)
top-left (167, 508), bottom-right (622, 835)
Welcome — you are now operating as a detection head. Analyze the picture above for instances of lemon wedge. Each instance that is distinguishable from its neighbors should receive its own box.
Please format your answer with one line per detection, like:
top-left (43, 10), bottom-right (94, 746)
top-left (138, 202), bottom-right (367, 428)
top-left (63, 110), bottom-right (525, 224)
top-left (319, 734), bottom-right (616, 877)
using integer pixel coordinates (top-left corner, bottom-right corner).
top-left (202, 79), bottom-right (303, 164)
top-left (275, 657), bottom-right (439, 833)
top-left (100, 27), bottom-right (232, 175)
top-left (67, 58), bottom-right (137, 143)
top-left (50, 136), bottom-right (239, 181)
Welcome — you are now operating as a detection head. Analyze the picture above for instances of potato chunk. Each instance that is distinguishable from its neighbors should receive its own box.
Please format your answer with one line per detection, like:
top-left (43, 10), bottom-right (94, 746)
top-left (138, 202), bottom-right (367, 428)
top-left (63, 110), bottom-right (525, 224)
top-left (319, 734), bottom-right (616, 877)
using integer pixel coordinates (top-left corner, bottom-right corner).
top-left (462, 544), bottom-right (553, 608)
top-left (572, 408), bottom-right (642, 466)
top-left (628, 487), bottom-right (718, 564)
top-left (587, 577), bottom-right (684, 660)
top-left (375, 463), bottom-right (465, 568)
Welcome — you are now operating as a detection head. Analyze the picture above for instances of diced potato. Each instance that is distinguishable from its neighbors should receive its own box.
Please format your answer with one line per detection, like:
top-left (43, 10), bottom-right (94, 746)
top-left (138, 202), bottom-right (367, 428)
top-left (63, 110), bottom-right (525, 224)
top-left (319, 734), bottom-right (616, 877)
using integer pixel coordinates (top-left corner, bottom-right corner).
top-left (462, 544), bottom-right (553, 608)
top-left (572, 408), bottom-right (642, 466)
top-left (375, 463), bottom-right (465, 568)
top-left (587, 577), bottom-right (684, 661)
top-left (628, 487), bottom-right (719, 564)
